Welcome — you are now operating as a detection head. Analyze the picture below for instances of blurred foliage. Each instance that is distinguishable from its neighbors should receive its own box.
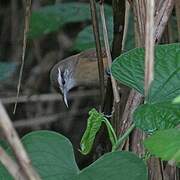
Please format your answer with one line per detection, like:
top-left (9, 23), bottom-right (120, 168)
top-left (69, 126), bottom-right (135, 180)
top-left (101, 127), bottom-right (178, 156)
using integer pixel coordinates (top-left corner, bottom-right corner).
top-left (0, 62), bottom-right (17, 81)
top-left (73, 16), bottom-right (113, 51)
top-left (73, 8), bottom-right (135, 51)
top-left (28, 2), bottom-right (112, 39)
top-left (29, 2), bottom-right (135, 51)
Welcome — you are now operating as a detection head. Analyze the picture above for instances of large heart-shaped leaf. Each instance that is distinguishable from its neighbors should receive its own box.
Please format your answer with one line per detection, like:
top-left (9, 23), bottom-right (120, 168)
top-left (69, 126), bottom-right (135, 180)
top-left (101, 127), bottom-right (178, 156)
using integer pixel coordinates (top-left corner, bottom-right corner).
top-left (144, 128), bottom-right (180, 167)
top-left (0, 131), bottom-right (148, 180)
top-left (76, 151), bottom-right (147, 180)
top-left (0, 131), bottom-right (79, 180)
top-left (111, 43), bottom-right (180, 103)
top-left (134, 102), bottom-right (180, 133)
top-left (112, 43), bottom-right (180, 133)
top-left (29, 3), bottom-right (112, 39)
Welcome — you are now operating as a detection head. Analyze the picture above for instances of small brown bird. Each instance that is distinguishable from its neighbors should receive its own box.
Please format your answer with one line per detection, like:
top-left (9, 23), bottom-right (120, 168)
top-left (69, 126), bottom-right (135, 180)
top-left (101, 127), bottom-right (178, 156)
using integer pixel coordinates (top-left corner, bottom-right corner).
top-left (50, 48), bottom-right (107, 107)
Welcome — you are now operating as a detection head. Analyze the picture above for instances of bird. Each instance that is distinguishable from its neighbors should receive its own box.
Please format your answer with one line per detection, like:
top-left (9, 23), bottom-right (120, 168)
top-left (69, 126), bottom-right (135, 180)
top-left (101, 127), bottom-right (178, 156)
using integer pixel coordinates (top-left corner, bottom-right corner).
top-left (50, 48), bottom-right (107, 107)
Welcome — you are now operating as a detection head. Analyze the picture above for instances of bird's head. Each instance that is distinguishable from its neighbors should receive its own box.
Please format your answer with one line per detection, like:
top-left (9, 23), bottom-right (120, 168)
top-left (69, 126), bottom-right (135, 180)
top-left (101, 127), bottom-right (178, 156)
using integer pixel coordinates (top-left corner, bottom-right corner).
top-left (50, 61), bottom-right (76, 107)
top-left (57, 67), bottom-right (75, 107)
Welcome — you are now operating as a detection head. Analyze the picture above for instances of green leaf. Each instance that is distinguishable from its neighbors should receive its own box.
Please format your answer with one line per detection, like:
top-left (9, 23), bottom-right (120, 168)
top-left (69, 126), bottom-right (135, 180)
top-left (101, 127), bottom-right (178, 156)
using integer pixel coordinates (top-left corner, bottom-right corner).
top-left (0, 131), bottom-right (148, 180)
top-left (29, 3), bottom-right (90, 38)
top-left (112, 43), bottom-right (180, 133)
top-left (111, 43), bottom-right (180, 103)
top-left (29, 3), bottom-right (112, 39)
top-left (0, 139), bottom-right (9, 150)
top-left (80, 109), bottom-right (103, 155)
top-left (77, 152), bottom-right (147, 180)
top-left (0, 62), bottom-right (17, 81)
top-left (173, 95), bottom-right (180, 104)
top-left (144, 129), bottom-right (180, 166)
top-left (134, 102), bottom-right (180, 133)
top-left (102, 118), bottom-right (117, 147)
top-left (73, 16), bottom-right (113, 51)
top-left (0, 131), bottom-right (79, 180)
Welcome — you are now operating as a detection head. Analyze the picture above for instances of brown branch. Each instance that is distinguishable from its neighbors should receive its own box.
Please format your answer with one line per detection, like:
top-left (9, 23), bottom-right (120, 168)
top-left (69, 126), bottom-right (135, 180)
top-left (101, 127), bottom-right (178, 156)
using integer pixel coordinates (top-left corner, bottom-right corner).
top-left (154, 0), bottom-right (175, 42)
top-left (111, 0), bottom-right (125, 58)
top-left (0, 101), bottom-right (41, 180)
top-left (89, 0), bottom-right (105, 110)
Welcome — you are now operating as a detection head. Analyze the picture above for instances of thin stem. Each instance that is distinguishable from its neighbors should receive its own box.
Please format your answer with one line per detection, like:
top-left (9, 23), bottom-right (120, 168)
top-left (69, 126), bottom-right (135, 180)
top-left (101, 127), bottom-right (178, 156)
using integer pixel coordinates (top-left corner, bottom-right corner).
top-left (102, 117), bottom-right (117, 145)
top-left (0, 101), bottom-right (41, 180)
top-left (89, 0), bottom-right (105, 111)
top-left (99, 3), bottom-right (120, 104)
top-left (175, 0), bottom-right (180, 41)
top-left (144, 0), bottom-right (155, 97)
top-left (0, 146), bottom-right (26, 180)
top-left (112, 123), bottom-right (135, 151)
top-left (13, 0), bottom-right (31, 114)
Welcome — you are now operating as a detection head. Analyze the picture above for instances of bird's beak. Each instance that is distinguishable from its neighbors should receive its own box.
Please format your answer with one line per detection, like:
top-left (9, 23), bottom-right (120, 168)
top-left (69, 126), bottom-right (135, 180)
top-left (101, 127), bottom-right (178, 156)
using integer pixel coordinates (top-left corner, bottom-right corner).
top-left (63, 89), bottom-right (69, 108)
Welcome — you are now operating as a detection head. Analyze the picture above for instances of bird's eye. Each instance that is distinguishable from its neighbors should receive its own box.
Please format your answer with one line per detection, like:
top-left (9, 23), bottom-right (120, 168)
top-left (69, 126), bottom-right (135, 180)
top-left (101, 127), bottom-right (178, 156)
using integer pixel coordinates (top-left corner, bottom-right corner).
top-left (62, 77), bottom-right (65, 85)
top-left (61, 71), bottom-right (65, 85)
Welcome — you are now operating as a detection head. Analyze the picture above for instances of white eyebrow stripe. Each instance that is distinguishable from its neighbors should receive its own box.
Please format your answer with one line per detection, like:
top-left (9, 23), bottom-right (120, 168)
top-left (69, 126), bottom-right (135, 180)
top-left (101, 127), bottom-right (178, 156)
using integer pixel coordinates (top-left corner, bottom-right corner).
top-left (57, 68), bottom-right (62, 86)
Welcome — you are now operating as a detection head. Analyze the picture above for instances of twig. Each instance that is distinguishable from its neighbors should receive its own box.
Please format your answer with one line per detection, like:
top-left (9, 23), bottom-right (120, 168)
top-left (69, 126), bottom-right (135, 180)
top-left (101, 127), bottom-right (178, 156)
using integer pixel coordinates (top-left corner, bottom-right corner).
top-left (14, 108), bottom-right (90, 128)
top-left (112, 123), bottom-right (135, 151)
top-left (144, 0), bottom-right (155, 97)
top-left (122, 1), bottom-right (130, 51)
top-left (13, 0), bottom-right (32, 114)
top-left (175, 0), bottom-right (180, 41)
top-left (154, 0), bottom-right (175, 42)
top-left (0, 146), bottom-right (26, 180)
top-left (1, 90), bottom-right (99, 104)
top-left (111, 0), bottom-right (125, 58)
top-left (0, 101), bottom-right (41, 180)
top-left (99, 3), bottom-right (120, 104)
top-left (89, 0), bottom-right (105, 110)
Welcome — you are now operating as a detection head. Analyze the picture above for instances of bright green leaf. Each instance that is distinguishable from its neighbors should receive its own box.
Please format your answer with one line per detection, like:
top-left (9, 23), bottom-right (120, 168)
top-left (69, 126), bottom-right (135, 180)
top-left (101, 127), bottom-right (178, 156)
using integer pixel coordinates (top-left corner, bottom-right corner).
top-left (80, 109), bottom-right (103, 155)
top-left (102, 118), bottom-right (117, 147)
top-left (173, 95), bottom-right (180, 104)
top-left (134, 102), bottom-right (180, 133)
top-left (144, 129), bottom-right (180, 166)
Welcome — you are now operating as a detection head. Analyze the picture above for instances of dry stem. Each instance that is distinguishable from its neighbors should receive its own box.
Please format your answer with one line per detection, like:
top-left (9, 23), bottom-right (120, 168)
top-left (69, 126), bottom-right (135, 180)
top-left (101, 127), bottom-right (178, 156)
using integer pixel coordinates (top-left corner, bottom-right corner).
top-left (144, 0), bottom-right (155, 97)
top-left (99, 3), bottom-right (120, 104)
top-left (0, 146), bottom-right (26, 180)
top-left (0, 101), bottom-right (41, 180)
top-left (89, 0), bottom-right (105, 110)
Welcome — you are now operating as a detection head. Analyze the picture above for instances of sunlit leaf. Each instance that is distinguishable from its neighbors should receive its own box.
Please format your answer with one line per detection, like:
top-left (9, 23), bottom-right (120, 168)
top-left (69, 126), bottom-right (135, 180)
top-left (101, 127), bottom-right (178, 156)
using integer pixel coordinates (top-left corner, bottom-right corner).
top-left (144, 129), bottom-right (180, 167)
